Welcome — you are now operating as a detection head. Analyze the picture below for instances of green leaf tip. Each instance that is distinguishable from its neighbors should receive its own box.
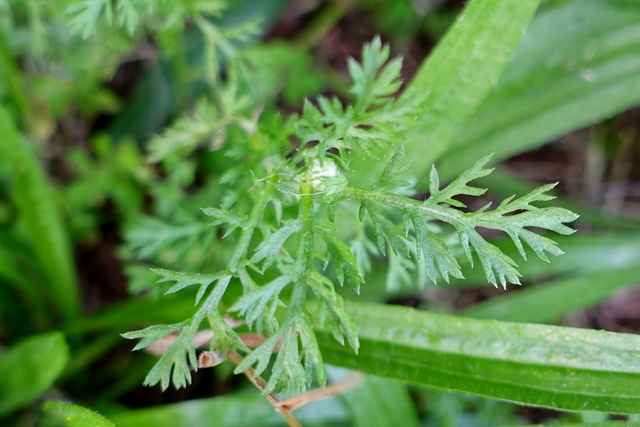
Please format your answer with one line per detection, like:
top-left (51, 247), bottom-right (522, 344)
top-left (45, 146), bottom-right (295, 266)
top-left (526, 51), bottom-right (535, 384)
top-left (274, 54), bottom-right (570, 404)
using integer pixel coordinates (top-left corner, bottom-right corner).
top-left (343, 153), bottom-right (577, 289)
top-left (296, 35), bottom-right (420, 163)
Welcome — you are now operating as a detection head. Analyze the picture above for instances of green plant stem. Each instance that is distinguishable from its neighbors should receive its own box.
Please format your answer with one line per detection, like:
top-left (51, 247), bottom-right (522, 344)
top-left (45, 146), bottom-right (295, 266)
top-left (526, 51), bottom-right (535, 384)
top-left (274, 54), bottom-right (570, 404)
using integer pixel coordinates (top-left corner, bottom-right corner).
top-left (229, 186), bottom-right (272, 272)
top-left (292, 1), bottom-right (349, 49)
top-left (344, 186), bottom-right (464, 224)
top-left (290, 184), bottom-right (315, 311)
top-left (297, 184), bottom-right (315, 271)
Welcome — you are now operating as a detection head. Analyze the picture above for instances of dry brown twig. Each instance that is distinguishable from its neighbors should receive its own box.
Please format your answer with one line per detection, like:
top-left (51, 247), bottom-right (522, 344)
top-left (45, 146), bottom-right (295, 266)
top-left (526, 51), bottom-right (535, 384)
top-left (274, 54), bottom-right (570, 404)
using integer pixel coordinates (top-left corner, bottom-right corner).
top-left (143, 325), bottom-right (363, 427)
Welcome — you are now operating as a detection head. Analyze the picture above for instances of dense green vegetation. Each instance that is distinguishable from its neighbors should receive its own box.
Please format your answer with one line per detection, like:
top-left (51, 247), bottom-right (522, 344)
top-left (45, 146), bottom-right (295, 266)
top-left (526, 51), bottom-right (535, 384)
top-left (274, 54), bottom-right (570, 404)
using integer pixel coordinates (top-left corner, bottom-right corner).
top-left (2, 0), bottom-right (640, 425)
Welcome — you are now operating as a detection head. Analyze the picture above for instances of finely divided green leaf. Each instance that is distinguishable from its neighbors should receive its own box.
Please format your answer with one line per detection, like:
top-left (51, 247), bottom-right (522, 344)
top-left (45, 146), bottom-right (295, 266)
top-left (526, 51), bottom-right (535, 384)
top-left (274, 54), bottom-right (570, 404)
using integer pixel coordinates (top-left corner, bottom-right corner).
top-left (349, 36), bottom-right (401, 111)
top-left (152, 268), bottom-right (225, 304)
top-left (428, 154), bottom-right (492, 206)
top-left (265, 316), bottom-right (325, 395)
top-left (124, 275), bottom-right (234, 390)
top-left (121, 322), bottom-right (187, 351)
top-left (235, 330), bottom-right (283, 378)
top-left (410, 213), bottom-right (463, 283)
top-left (250, 220), bottom-right (301, 269)
top-left (123, 321), bottom-right (197, 390)
top-left (373, 145), bottom-right (411, 191)
top-left (346, 157), bottom-right (577, 288)
top-left (297, 37), bottom-right (417, 161)
top-left (444, 232), bottom-right (640, 288)
top-left (125, 216), bottom-right (210, 260)
top-left (317, 222), bottom-right (364, 291)
top-left (202, 206), bottom-right (247, 237)
top-left (478, 167), bottom-right (640, 233)
top-left (361, 201), bottom-right (408, 257)
top-left (307, 271), bottom-right (358, 351)
top-left (231, 275), bottom-right (292, 327)
top-left (148, 99), bottom-right (221, 163)
top-left (456, 225), bottom-right (521, 288)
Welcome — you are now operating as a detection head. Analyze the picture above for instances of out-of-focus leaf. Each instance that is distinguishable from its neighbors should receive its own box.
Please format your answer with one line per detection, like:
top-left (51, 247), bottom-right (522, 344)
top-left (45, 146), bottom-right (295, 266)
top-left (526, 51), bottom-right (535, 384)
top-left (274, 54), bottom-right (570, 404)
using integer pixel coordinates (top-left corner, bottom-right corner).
top-left (108, 61), bottom-right (174, 141)
top-left (0, 107), bottom-right (80, 320)
top-left (64, 293), bottom-right (196, 335)
top-left (327, 366), bottom-right (418, 427)
top-left (245, 41), bottom-right (325, 105)
top-left (404, 0), bottom-right (541, 171)
top-left (0, 242), bottom-right (41, 302)
top-left (316, 301), bottom-right (640, 413)
top-left (108, 392), bottom-right (348, 426)
top-left (40, 401), bottom-right (115, 427)
top-left (352, 0), bottom-right (541, 187)
top-left (460, 265), bottom-right (640, 323)
top-left (439, 0), bottom-right (640, 179)
top-left (0, 332), bottom-right (69, 416)
top-left (107, 0), bottom-right (288, 142)
top-left (522, 423), bottom-right (640, 427)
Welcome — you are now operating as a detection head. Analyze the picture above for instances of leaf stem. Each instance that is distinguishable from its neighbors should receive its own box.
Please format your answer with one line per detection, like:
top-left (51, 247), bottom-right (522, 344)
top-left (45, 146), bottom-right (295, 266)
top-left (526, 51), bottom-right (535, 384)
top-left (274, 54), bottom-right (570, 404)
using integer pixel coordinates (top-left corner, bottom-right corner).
top-left (344, 186), bottom-right (465, 224)
top-left (229, 185), bottom-right (272, 272)
top-left (227, 349), bottom-right (302, 427)
top-left (290, 183), bottom-right (316, 311)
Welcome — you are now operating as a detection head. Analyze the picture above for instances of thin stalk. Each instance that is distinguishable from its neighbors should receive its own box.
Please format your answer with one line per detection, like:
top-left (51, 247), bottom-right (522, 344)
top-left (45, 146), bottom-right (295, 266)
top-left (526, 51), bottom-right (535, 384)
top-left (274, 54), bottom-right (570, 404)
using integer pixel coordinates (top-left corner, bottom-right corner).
top-left (292, 1), bottom-right (349, 49)
top-left (229, 186), bottom-right (272, 271)
top-left (290, 183), bottom-right (316, 311)
top-left (344, 185), bottom-right (466, 224)
top-left (227, 349), bottom-right (302, 427)
top-left (277, 372), bottom-right (363, 412)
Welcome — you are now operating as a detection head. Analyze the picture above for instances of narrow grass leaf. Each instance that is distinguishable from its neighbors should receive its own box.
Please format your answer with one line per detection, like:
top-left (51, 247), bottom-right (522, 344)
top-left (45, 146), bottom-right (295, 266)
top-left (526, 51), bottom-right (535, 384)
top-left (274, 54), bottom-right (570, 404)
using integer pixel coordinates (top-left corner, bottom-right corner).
top-left (0, 107), bottom-right (80, 319)
top-left (316, 301), bottom-right (640, 413)
top-left (350, 0), bottom-right (541, 187)
top-left (460, 265), bottom-right (640, 323)
top-left (439, 0), bottom-right (640, 180)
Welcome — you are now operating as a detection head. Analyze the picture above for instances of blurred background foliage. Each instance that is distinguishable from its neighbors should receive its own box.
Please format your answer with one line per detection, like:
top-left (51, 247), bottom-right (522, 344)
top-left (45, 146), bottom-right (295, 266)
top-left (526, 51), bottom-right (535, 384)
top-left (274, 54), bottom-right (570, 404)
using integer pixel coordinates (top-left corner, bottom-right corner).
top-left (2, 0), bottom-right (640, 425)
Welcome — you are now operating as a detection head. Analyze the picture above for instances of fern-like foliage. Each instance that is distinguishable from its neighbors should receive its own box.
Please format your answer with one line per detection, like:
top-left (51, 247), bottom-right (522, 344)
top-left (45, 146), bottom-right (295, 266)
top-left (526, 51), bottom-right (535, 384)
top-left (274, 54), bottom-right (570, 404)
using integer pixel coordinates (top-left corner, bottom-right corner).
top-left (146, 98), bottom-right (251, 163)
top-left (346, 151), bottom-right (578, 288)
top-left (122, 269), bottom-right (246, 390)
top-left (124, 37), bottom-right (578, 396)
top-left (66, 0), bottom-right (227, 38)
top-left (296, 37), bottom-right (422, 161)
